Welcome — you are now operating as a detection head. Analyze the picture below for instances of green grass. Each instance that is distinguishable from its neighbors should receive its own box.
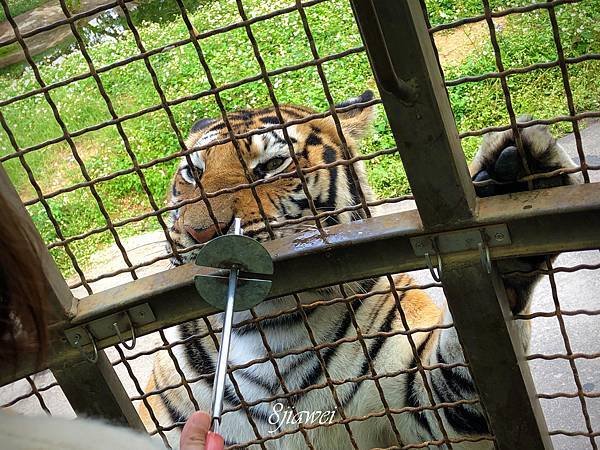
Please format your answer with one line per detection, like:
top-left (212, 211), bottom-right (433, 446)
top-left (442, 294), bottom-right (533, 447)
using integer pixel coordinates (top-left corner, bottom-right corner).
top-left (0, 0), bottom-right (598, 277)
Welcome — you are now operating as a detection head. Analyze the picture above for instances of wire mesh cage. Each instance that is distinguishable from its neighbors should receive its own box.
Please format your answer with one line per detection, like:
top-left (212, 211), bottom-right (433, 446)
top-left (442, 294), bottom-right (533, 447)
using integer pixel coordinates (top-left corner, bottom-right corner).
top-left (0, 0), bottom-right (599, 449)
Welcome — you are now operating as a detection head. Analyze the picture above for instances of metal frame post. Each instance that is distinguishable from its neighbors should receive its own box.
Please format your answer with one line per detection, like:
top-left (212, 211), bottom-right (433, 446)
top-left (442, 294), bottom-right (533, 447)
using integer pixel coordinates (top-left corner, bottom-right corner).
top-left (350, 0), bottom-right (476, 229)
top-left (350, 0), bottom-right (553, 448)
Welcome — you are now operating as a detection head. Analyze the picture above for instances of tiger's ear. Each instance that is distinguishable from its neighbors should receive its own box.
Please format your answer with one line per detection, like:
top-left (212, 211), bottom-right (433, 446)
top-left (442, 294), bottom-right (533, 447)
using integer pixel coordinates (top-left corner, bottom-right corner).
top-left (190, 118), bottom-right (215, 134)
top-left (334, 90), bottom-right (377, 140)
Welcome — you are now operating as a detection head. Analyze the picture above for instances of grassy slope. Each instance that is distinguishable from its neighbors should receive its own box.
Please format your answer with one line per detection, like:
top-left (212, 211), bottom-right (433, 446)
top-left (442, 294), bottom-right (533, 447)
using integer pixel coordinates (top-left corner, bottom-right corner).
top-left (0, 0), bottom-right (598, 275)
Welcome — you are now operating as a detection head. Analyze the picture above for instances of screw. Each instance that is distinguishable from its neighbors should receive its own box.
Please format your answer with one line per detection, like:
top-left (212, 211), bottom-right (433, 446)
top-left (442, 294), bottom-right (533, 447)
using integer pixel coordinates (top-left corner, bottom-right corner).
top-left (138, 311), bottom-right (145, 317)
top-left (494, 233), bottom-right (505, 241)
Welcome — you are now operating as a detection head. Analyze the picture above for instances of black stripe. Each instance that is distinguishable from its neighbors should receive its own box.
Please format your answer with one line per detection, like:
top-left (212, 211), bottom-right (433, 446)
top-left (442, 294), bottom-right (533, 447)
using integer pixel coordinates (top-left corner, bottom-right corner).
top-left (162, 393), bottom-right (187, 424)
top-left (235, 309), bottom-right (317, 336)
top-left (315, 145), bottom-right (338, 224)
top-left (290, 196), bottom-right (309, 210)
top-left (271, 132), bottom-right (297, 146)
top-left (405, 330), bottom-right (435, 439)
top-left (266, 192), bottom-right (278, 208)
top-left (341, 305), bottom-right (398, 408)
top-left (279, 107), bottom-right (304, 119)
top-left (357, 278), bottom-right (377, 293)
top-left (279, 198), bottom-right (290, 216)
top-left (358, 305), bottom-right (397, 377)
top-left (207, 122), bottom-right (226, 132)
top-left (346, 169), bottom-right (365, 221)
top-left (306, 132), bottom-right (322, 146)
top-left (323, 144), bottom-right (337, 165)
top-left (444, 399), bottom-right (489, 435)
top-left (224, 381), bottom-right (273, 424)
top-left (280, 351), bottom-right (314, 379)
top-left (243, 138), bottom-right (252, 154)
top-left (228, 110), bottom-right (252, 121)
top-left (324, 146), bottom-right (338, 210)
top-left (312, 171), bottom-right (320, 187)
top-left (297, 299), bottom-right (364, 410)
top-left (181, 322), bottom-right (215, 378)
top-left (431, 348), bottom-right (488, 435)
top-left (260, 116), bottom-right (280, 125)
top-left (179, 323), bottom-right (275, 426)
top-left (155, 369), bottom-right (186, 425)
top-left (436, 348), bottom-right (476, 396)
top-left (299, 309), bottom-right (353, 391)
top-left (417, 332), bottom-right (433, 361)
top-left (237, 369), bottom-right (277, 394)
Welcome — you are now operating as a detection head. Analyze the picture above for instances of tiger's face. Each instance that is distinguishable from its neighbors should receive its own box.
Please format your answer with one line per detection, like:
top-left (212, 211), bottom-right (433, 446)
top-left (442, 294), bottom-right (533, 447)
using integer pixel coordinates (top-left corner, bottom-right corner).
top-left (167, 91), bottom-right (377, 265)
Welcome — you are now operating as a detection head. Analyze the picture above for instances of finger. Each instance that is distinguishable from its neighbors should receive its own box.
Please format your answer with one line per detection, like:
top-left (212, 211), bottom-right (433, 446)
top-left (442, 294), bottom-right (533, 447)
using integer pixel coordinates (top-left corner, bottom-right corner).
top-left (180, 411), bottom-right (211, 450)
top-left (206, 431), bottom-right (225, 450)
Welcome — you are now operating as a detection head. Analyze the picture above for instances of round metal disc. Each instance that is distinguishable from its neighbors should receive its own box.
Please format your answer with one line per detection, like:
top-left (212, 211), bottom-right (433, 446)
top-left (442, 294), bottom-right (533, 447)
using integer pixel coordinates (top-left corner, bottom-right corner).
top-left (194, 234), bottom-right (273, 311)
top-left (194, 234), bottom-right (273, 275)
top-left (194, 275), bottom-right (272, 311)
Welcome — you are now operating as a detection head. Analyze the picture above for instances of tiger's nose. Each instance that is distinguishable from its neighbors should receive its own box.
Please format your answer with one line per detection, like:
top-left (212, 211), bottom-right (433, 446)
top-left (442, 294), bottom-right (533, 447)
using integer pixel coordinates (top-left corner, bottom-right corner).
top-left (184, 223), bottom-right (227, 244)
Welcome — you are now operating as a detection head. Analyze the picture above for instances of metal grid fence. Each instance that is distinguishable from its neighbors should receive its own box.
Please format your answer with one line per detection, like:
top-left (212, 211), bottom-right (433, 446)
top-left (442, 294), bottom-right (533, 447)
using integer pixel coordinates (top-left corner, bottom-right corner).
top-left (0, 0), bottom-right (599, 449)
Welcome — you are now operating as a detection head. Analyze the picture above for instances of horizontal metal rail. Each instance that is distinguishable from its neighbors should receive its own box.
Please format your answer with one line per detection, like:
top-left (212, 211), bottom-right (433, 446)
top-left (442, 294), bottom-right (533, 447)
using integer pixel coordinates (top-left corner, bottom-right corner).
top-left (2, 182), bottom-right (598, 386)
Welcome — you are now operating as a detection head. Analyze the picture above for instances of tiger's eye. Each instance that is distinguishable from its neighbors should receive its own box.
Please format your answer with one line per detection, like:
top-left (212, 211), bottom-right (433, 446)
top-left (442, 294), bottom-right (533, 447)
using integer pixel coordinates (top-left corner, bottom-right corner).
top-left (182, 165), bottom-right (203, 183)
top-left (190, 166), bottom-right (203, 179)
top-left (264, 157), bottom-right (285, 172)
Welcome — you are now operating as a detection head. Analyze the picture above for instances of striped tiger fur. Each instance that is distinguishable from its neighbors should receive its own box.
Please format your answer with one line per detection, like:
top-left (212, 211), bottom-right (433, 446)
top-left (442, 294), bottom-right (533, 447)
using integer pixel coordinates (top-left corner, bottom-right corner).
top-left (139, 92), bottom-right (579, 449)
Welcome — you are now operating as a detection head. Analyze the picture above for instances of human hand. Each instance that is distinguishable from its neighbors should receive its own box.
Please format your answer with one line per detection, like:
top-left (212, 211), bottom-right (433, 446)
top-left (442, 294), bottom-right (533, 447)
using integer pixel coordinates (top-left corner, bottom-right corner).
top-left (180, 411), bottom-right (225, 450)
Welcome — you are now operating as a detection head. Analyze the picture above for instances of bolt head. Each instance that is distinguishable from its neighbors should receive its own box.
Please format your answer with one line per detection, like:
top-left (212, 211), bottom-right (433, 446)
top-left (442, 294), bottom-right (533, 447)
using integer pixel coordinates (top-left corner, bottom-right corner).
top-left (494, 233), bottom-right (505, 241)
top-left (415, 241), bottom-right (424, 248)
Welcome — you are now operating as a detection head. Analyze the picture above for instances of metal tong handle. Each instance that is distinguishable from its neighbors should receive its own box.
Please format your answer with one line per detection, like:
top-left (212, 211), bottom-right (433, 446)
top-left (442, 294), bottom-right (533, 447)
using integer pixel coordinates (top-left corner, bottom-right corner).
top-left (209, 218), bottom-right (242, 433)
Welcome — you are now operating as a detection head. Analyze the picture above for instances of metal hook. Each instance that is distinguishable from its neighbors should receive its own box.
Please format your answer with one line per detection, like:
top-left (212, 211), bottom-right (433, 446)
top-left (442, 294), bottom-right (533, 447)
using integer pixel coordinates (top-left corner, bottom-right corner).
top-left (72, 327), bottom-right (98, 364)
top-left (425, 251), bottom-right (443, 282)
top-left (478, 241), bottom-right (492, 274)
top-left (112, 311), bottom-right (136, 350)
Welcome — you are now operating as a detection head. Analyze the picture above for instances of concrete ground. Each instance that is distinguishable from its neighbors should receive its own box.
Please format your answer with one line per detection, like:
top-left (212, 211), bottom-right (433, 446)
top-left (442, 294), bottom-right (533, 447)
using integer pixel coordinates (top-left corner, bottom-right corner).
top-left (0, 121), bottom-right (598, 449)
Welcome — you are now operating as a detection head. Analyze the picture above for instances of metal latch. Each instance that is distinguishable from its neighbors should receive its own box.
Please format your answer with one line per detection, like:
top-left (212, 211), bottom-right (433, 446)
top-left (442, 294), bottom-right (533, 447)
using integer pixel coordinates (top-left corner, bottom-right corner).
top-left (64, 303), bottom-right (155, 363)
top-left (410, 224), bottom-right (511, 280)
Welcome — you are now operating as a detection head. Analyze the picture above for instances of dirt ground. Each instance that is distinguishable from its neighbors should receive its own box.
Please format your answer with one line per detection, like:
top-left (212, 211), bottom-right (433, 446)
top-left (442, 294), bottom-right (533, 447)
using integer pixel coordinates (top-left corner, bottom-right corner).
top-left (433, 17), bottom-right (507, 68)
top-left (0, 0), bottom-right (124, 68)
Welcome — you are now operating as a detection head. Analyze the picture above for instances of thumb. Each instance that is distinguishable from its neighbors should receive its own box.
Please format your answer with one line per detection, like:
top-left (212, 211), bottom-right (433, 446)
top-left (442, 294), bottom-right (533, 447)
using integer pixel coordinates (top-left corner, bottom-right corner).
top-left (180, 411), bottom-right (224, 450)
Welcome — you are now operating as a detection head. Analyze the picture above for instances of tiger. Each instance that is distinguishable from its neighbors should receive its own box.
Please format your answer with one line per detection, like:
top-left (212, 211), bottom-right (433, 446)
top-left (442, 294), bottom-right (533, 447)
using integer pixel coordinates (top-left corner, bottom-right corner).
top-left (139, 90), bottom-right (579, 449)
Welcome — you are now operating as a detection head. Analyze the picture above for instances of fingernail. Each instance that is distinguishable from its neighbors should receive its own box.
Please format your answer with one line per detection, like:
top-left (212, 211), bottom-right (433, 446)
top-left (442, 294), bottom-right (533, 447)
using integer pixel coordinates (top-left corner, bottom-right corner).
top-left (206, 431), bottom-right (225, 450)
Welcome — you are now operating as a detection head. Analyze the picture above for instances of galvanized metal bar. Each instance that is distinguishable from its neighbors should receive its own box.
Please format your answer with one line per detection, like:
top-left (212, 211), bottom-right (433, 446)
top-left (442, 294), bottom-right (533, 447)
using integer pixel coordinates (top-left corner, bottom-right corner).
top-left (3, 183), bottom-right (598, 387)
top-left (440, 259), bottom-right (552, 449)
top-left (350, 0), bottom-right (476, 228)
top-left (0, 164), bottom-right (143, 427)
top-left (52, 352), bottom-right (145, 430)
top-left (350, 2), bottom-right (569, 448)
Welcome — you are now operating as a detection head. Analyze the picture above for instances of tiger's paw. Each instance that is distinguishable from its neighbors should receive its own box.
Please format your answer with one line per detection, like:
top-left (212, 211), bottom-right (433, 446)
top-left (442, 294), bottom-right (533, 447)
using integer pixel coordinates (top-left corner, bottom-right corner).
top-left (470, 116), bottom-right (581, 197)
